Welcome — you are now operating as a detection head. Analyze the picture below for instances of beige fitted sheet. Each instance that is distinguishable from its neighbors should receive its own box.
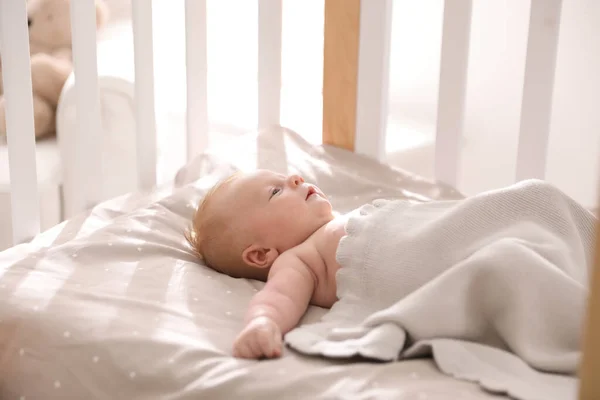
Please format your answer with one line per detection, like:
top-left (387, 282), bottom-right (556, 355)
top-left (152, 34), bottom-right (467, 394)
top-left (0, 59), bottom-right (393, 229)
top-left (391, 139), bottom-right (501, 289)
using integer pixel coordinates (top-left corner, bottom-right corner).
top-left (0, 127), bottom-right (507, 400)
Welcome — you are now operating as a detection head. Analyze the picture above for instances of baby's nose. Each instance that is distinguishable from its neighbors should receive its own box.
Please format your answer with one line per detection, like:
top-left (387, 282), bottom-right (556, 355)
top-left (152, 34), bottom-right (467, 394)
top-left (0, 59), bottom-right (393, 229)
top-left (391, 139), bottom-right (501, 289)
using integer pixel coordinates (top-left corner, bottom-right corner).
top-left (288, 174), bottom-right (304, 187)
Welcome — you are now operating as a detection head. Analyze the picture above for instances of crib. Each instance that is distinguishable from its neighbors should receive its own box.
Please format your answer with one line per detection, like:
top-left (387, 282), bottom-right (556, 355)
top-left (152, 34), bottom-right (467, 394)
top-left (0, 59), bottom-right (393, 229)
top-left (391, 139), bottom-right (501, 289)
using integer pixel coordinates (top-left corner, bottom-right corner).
top-left (0, 0), bottom-right (598, 398)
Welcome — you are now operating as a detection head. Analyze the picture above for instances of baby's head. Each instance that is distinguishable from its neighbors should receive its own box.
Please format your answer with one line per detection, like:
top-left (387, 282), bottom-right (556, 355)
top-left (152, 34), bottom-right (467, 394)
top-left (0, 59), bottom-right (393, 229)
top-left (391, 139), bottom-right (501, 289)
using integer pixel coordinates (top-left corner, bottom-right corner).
top-left (186, 170), bottom-right (334, 281)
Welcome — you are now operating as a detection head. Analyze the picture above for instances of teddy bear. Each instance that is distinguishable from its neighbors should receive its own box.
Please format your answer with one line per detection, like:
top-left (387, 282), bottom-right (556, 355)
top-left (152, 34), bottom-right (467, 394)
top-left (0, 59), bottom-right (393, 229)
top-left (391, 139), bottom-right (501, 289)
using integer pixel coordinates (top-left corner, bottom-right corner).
top-left (0, 0), bottom-right (109, 141)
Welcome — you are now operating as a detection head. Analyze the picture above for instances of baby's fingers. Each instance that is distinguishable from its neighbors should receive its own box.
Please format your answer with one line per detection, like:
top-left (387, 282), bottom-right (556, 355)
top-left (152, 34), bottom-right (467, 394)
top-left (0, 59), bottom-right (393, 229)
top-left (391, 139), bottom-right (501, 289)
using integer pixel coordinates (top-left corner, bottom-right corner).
top-left (233, 334), bottom-right (259, 359)
top-left (258, 328), bottom-right (282, 358)
top-left (233, 334), bottom-right (268, 359)
top-left (232, 340), bottom-right (252, 359)
top-left (272, 331), bottom-right (283, 357)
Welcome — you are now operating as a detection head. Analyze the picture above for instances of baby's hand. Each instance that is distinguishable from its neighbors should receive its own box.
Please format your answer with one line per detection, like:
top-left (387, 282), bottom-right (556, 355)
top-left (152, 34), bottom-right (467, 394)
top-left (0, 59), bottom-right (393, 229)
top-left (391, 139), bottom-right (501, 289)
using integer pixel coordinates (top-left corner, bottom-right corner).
top-left (232, 316), bottom-right (283, 359)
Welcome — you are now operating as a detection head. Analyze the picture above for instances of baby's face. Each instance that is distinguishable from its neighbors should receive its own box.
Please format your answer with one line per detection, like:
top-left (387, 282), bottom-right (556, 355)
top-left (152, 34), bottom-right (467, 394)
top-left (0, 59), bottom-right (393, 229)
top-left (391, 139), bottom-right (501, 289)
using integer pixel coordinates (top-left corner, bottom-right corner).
top-left (218, 170), bottom-right (334, 252)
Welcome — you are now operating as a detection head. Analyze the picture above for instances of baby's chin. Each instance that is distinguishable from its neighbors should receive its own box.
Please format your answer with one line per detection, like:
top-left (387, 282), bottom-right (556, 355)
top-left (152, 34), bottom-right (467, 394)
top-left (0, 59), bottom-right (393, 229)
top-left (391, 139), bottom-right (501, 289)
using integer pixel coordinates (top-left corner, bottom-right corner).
top-left (323, 201), bottom-right (336, 217)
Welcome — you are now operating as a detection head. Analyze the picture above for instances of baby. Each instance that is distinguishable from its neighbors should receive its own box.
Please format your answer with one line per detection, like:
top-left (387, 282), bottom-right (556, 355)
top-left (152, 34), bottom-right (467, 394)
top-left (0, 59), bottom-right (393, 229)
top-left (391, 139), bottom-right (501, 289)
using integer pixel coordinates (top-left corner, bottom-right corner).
top-left (186, 169), bottom-right (346, 359)
top-left (185, 172), bottom-right (597, 396)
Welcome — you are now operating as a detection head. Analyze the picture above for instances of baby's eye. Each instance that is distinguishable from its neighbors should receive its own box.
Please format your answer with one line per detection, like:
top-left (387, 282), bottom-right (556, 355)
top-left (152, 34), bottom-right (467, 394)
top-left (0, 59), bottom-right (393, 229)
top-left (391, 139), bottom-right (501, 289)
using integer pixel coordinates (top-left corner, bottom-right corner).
top-left (270, 187), bottom-right (281, 198)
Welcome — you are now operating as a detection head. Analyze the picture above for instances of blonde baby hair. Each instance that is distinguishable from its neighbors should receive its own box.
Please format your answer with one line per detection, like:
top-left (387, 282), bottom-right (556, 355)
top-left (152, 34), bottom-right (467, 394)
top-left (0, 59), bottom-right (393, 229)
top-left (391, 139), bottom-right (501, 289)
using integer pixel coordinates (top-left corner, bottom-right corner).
top-left (184, 172), bottom-right (269, 281)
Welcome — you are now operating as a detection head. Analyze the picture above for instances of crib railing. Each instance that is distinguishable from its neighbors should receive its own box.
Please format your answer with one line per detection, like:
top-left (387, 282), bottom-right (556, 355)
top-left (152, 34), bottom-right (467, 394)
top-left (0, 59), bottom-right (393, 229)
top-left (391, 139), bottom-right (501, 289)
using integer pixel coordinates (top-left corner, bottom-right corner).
top-left (184, 0), bottom-right (208, 161)
top-left (132, 0), bottom-right (158, 191)
top-left (0, 0), bottom-right (40, 246)
top-left (3, 0), bottom-right (580, 241)
top-left (1, 1), bottom-right (599, 396)
top-left (69, 0), bottom-right (104, 217)
top-left (0, 1), bottom-right (589, 239)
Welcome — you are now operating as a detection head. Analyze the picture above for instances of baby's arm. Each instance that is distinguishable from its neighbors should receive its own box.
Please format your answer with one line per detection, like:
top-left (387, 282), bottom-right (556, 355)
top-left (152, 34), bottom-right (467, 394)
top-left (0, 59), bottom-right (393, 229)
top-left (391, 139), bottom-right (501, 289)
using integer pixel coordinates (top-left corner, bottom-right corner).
top-left (233, 249), bottom-right (315, 359)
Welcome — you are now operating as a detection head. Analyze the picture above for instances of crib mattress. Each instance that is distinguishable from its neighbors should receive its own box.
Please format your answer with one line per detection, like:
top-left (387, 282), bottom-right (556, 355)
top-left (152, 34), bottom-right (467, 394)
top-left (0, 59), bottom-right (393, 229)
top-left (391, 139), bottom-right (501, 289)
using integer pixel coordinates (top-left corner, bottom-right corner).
top-left (0, 127), bottom-right (505, 400)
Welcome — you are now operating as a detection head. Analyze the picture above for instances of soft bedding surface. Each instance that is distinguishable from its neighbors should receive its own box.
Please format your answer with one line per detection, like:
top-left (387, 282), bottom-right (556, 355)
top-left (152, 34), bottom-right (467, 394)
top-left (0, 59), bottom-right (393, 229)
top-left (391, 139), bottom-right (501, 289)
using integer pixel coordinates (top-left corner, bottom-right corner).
top-left (0, 127), bottom-right (511, 400)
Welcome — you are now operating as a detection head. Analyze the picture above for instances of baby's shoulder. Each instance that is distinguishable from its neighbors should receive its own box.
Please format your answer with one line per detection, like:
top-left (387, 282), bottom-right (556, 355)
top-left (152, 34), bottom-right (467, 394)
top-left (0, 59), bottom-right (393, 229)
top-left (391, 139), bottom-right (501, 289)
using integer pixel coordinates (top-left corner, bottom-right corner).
top-left (316, 215), bottom-right (348, 243)
top-left (306, 215), bottom-right (348, 258)
top-left (282, 216), bottom-right (347, 267)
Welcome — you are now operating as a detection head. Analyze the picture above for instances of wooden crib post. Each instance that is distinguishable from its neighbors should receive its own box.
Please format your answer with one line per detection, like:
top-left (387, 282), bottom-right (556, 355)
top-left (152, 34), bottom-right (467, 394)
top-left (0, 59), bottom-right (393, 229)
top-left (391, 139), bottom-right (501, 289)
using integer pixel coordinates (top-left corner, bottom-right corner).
top-left (579, 207), bottom-right (600, 399)
top-left (322, 0), bottom-right (359, 151)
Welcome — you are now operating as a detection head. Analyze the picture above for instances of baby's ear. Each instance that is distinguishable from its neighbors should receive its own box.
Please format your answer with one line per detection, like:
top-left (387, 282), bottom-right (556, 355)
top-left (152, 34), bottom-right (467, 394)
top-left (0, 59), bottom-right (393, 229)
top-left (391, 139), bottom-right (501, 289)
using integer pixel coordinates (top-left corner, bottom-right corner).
top-left (242, 245), bottom-right (279, 269)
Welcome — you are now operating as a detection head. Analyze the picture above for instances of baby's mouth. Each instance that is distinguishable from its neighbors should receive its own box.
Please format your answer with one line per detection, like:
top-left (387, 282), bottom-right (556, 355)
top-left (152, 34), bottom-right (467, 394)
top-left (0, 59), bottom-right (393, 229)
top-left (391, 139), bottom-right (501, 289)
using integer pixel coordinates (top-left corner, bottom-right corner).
top-left (306, 186), bottom-right (317, 200)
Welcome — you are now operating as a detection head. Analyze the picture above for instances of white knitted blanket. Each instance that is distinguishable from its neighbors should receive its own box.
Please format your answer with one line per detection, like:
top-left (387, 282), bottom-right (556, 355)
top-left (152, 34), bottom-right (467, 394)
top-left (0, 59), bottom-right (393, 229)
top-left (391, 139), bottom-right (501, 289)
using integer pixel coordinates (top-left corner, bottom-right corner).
top-left (285, 180), bottom-right (597, 400)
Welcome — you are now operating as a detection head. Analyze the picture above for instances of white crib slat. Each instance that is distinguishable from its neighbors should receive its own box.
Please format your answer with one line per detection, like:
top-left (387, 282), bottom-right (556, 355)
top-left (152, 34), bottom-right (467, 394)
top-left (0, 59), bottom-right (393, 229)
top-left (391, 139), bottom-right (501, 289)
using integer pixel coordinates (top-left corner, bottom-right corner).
top-left (435, 0), bottom-right (472, 188)
top-left (258, 0), bottom-right (283, 129)
top-left (354, 0), bottom-right (392, 162)
top-left (132, 0), bottom-right (157, 190)
top-left (515, 0), bottom-right (563, 182)
top-left (185, 0), bottom-right (209, 162)
top-left (0, 0), bottom-right (40, 245)
top-left (70, 0), bottom-right (103, 211)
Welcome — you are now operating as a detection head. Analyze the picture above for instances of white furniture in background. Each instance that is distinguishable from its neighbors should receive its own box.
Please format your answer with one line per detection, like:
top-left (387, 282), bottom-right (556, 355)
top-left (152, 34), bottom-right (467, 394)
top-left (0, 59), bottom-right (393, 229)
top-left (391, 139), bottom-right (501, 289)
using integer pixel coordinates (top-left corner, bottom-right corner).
top-left (0, 3), bottom-right (139, 250)
top-left (0, 142), bottom-right (61, 250)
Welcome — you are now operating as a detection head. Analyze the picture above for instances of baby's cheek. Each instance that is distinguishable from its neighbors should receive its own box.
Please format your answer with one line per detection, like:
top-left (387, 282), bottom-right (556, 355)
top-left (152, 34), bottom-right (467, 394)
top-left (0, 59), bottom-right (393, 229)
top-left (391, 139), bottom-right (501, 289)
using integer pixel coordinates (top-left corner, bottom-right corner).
top-left (279, 213), bottom-right (302, 230)
top-left (278, 213), bottom-right (308, 237)
top-left (251, 217), bottom-right (275, 240)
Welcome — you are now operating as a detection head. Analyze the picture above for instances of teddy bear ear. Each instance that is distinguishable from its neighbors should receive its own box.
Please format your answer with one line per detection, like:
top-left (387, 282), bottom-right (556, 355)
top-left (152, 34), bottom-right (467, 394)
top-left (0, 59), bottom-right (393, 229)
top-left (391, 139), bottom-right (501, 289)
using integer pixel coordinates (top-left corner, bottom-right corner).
top-left (95, 0), bottom-right (109, 28)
